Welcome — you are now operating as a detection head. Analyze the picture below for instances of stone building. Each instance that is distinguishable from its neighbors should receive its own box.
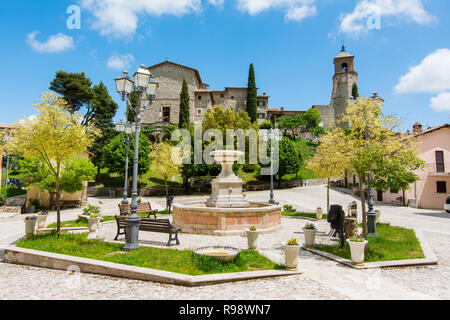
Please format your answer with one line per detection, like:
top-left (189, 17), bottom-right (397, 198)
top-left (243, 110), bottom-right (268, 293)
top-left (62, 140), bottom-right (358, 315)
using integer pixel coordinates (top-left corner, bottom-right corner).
top-left (141, 61), bottom-right (270, 127)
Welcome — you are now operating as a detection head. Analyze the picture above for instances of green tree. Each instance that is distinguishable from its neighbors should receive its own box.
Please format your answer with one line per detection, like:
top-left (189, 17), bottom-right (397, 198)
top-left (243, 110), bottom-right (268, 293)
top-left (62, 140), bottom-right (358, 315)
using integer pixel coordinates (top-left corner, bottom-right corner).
top-left (179, 78), bottom-right (190, 129)
top-left (259, 121), bottom-right (273, 130)
top-left (352, 83), bottom-right (360, 98)
top-left (303, 108), bottom-right (322, 130)
top-left (277, 116), bottom-right (296, 137)
top-left (89, 82), bottom-right (119, 181)
top-left (19, 157), bottom-right (96, 202)
top-left (276, 137), bottom-right (302, 186)
top-left (6, 93), bottom-right (99, 234)
top-left (102, 132), bottom-right (150, 179)
top-left (246, 63), bottom-right (258, 123)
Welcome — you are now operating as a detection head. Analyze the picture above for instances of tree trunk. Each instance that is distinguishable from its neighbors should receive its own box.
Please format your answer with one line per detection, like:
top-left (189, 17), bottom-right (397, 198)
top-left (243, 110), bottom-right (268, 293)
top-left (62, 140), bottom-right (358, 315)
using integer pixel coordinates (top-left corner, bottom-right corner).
top-left (95, 166), bottom-right (101, 183)
top-left (327, 177), bottom-right (331, 214)
top-left (358, 176), bottom-right (368, 239)
top-left (165, 180), bottom-right (169, 211)
top-left (56, 168), bottom-right (61, 237)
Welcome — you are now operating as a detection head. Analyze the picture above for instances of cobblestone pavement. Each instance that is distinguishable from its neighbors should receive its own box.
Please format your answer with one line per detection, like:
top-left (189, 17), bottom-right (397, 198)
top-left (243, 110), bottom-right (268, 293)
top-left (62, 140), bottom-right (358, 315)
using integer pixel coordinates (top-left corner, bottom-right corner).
top-left (1, 185), bottom-right (449, 300)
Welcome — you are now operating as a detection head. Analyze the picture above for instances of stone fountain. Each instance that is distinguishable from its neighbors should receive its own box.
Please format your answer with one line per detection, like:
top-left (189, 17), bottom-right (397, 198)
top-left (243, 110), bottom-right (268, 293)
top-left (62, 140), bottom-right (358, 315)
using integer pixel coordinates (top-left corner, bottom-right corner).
top-left (173, 150), bottom-right (282, 236)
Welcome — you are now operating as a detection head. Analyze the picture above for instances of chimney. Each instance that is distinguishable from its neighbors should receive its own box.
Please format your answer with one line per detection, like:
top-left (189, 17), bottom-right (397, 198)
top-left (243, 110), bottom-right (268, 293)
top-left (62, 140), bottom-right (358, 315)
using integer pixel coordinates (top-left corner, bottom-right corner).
top-left (413, 122), bottom-right (423, 134)
top-left (281, 107), bottom-right (284, 111)
top-left (263, 92), bottom-right (266, 96)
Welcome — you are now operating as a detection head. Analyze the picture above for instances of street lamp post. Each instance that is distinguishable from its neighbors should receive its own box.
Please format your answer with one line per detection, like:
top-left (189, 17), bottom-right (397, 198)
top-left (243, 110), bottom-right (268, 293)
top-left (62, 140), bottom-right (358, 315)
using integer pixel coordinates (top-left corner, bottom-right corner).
top-left (115, 120), bottom-right (135, 205)
top-left (115, 66), bottom-right (158, 251)
top-left (264, 129), bottom-right (282, 204)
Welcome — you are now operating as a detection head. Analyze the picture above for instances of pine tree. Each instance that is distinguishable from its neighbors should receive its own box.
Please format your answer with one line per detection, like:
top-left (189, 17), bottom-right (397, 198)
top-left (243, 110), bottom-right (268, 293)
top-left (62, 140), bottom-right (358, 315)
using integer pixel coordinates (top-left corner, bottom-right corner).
top-left (179, 78), bottom-right (190, 129)
top-left (246, 63), bottom-right (258, 123)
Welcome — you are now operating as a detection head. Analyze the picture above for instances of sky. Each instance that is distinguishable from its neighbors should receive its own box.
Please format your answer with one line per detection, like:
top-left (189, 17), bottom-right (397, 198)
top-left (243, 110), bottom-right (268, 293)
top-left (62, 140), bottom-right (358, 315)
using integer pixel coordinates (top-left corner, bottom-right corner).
top-left (0, 0), bottom-right (449, 131)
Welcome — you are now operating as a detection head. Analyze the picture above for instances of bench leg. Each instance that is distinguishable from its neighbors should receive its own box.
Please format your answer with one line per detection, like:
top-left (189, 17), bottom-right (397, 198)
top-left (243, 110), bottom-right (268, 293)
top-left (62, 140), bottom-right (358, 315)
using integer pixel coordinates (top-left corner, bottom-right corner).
top-left (167, 231), bottom-right (180, 246)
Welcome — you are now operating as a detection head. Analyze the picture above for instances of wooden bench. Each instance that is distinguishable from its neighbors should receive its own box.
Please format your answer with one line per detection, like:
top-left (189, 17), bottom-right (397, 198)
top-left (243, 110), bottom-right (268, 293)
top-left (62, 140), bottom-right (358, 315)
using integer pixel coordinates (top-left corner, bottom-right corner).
top-left (114, 216), bottom-right (181, 246)
top-left (52, 200), bottom-right (82, 210)
top-left (118, 202), bottom-right (158, 218)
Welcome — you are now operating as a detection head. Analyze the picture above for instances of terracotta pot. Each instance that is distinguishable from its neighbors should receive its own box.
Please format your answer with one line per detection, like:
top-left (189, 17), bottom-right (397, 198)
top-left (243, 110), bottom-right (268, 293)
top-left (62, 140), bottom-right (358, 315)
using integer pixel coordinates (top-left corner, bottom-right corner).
top-left (347, 239), bottom-right (368, 264)
top-left (303, 228), bottom-right (317, 248)
top-left (282, 242), bottom-right (302, 270)
top-left (245, 230), bottom-right (259, 249)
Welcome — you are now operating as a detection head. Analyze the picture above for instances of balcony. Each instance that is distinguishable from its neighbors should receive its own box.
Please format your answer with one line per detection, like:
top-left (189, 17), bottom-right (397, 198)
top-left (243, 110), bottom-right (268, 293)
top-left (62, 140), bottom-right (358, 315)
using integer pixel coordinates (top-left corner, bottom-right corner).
top-left (425, 163), bottom-right (450, 176)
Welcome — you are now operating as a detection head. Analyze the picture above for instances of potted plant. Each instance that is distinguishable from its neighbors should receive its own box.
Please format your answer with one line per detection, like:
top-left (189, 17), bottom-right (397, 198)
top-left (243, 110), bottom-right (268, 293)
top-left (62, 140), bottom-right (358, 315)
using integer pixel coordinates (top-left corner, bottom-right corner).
top-left (79, 204), bottom-right (101, 220)
top-left (87, 213), bottom-right (101, 233)
top-left (283, 205), bottom-right (293, 212)
top-left (137, 198), bottom-right (142, 204)
top-left (347, 234), bottom-right (368, 264)
top-left (303, 223), bottom-right (317, 248)
top-left (36, 211), bottom-right (49, 229)
top-left (316, 207), bottom-right (323, 220)
top-left (245, 226), bottom-right (259, 249)
top-left (282, 238), bottom-right (301, 270)
top-left (24, 215), bottom-right (38, 237)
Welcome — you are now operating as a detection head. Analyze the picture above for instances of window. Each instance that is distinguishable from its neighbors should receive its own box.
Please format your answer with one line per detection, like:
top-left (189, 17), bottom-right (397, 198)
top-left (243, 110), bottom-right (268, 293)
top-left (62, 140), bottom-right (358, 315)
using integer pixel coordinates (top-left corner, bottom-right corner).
top-left (435, 151), bottom-right (445, 173)
top-left (341, 63), bottom-right (348, 72)
top-left (162, 107), bottom-right (170, 122)
top-left (437, 181), bottom-right (447, 193)
top-left (258, 101), bottom-right (266, 107)
top-left (231, 96), bottom-right (234, 99)
top-left (390, 189), bottom-right (399, 194)
top-left (220, 94), bottom-right (224, 98)
top-left (258, 113), bottom-right (265, 119)
top-left (197, 109), bottom-right (203, 116)
top-left (198, 95), bottom-right (202, 100)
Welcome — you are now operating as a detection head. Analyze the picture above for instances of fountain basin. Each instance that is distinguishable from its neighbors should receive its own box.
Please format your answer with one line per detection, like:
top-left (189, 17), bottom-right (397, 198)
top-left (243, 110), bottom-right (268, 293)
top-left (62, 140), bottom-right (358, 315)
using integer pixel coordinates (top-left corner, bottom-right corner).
top-left (194, 246), bottom-right (239, 263)
top-left (173, 201), bottom-right (282, 236)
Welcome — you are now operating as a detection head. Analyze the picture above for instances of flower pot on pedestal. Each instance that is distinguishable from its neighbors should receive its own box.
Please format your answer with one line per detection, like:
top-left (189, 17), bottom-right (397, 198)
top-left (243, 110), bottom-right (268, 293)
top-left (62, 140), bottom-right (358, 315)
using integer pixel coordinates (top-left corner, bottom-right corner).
top-left (88, 217), bottom-right (101, 232)
top-left (303, 228), bottom-right (317, 248)
top-left (245, 229), bottom-right (260, 249)
top-left (36, 211), bottom-right (49, 229)
top-left (316, 208), bottom-right (323, 220)
top-left (282, 239), bottom-right (301, 270)
top-left (24, 216), bottom-right (37, 237)
top-left (347, 239), bottom-right (368, 264)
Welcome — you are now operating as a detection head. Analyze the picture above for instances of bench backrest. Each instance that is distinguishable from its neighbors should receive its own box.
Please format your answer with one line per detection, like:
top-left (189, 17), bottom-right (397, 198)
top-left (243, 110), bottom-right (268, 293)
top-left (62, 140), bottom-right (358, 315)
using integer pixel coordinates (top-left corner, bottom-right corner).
top-left (116, 216), bottom-right (172, 232)
top-left (118, 202), bottom-right (152, 215)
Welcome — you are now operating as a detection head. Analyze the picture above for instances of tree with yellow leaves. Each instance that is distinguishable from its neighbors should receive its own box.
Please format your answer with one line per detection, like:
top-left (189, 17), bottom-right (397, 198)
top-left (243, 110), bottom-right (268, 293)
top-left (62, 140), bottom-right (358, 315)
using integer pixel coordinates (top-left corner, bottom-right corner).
top-left (307, 127), bottom-right (353, 213)
top-left (6, 93), bottom-right (99, 235)
top-left (150, 142), bottom-right (181, 210)
top-left (339, 97), bottom-right (425, 239)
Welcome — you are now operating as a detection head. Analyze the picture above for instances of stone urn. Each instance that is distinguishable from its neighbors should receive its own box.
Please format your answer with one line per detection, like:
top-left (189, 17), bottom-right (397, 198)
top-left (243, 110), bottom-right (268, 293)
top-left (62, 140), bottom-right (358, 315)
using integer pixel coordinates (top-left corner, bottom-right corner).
top-left (245, 229), bottom-right (260, 249)
top-left (347, 239), bottom-right (368, 264)
top-left (88, 217), bottom-right (101, 232)
top-left (316, 208), bottom-right (323, 220)
top-left (282, 241), bottom-right (302, 270)
top-left (24, 218), bottom-right (37, 237)
top-left (375, 210), bottom-right (381, 223)
top-left (36, 215), bottom-right (48, 229)
top-left (303, 228), bottom-right (317, 248)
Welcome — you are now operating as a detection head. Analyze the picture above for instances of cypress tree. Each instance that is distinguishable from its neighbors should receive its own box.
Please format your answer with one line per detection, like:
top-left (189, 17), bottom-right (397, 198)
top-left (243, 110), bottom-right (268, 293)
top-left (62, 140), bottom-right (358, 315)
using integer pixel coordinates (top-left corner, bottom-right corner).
top-left (246, 63), bottom-right (258, 123)
top-left (352, 83), bottom-right (359, 98)
top-left (179, 78), bottom-right (190, 129)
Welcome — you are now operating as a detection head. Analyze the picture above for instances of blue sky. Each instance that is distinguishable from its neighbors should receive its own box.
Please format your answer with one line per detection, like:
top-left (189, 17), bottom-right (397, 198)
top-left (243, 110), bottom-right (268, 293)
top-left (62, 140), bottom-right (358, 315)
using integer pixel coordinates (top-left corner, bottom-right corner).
top-left (0, 0), bottom-right (449, 130)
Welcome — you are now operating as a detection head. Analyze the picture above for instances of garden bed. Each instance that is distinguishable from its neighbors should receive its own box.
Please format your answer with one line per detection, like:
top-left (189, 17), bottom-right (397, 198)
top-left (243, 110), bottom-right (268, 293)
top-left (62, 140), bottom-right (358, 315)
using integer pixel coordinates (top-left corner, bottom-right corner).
top-left (282, 211), bottom-right (327, 220)
top-left (16, 232), bottom-right (283, 276)
top-left (314, 224), bottom-right (425, 262)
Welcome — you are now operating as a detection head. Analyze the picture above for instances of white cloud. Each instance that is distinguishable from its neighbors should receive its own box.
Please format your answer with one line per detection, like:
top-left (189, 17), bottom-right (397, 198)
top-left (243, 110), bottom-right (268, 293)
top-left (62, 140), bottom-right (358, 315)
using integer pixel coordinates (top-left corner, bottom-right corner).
top-left (394, 49), bottom-right (450, 94)
top-left (236, 0), bottom-right (317, 21)
top-left (80, 0), bottom-right (202, 38)
top-left (26, 31), bottom-right (74, 53)
top-left (340, 0), bottom-right (434, 35)
top-left (208, 0), bottom-right (225, 7)
top-left (430, 92), bottom-right (450, 112)
top-left (107, 54), bottom-right (135, 70)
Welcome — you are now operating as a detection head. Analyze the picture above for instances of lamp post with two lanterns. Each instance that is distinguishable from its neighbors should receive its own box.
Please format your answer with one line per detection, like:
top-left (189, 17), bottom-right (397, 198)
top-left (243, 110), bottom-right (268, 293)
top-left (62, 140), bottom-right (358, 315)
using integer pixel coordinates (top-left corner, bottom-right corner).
top-left (114, 65), bottom-right (158, 251)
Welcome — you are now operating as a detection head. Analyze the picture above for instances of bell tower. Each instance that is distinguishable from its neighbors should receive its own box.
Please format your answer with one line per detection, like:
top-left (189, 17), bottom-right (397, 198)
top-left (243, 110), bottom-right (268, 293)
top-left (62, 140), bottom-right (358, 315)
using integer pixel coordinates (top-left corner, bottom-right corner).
top-left (330, 45), bottom-right (358, 126)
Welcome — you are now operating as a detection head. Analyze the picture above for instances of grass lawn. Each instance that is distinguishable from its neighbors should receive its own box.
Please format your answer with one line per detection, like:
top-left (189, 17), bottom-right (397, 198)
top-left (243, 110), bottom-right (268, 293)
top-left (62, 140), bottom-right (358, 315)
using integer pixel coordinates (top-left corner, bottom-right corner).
top-left (282, 211), bottom-right (328, 220)
top-left (314, 224), bottom-right (425, 262)
top-left (16, 232), bottom-right (283, 276)
top-left (47, 211), bottom-right (172, 229)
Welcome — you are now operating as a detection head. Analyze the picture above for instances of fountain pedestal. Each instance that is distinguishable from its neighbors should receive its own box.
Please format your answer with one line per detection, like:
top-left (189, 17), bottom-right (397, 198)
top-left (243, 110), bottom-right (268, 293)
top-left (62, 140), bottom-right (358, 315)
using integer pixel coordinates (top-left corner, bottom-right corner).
top-left (206, 150), bottom-right (250, 208)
